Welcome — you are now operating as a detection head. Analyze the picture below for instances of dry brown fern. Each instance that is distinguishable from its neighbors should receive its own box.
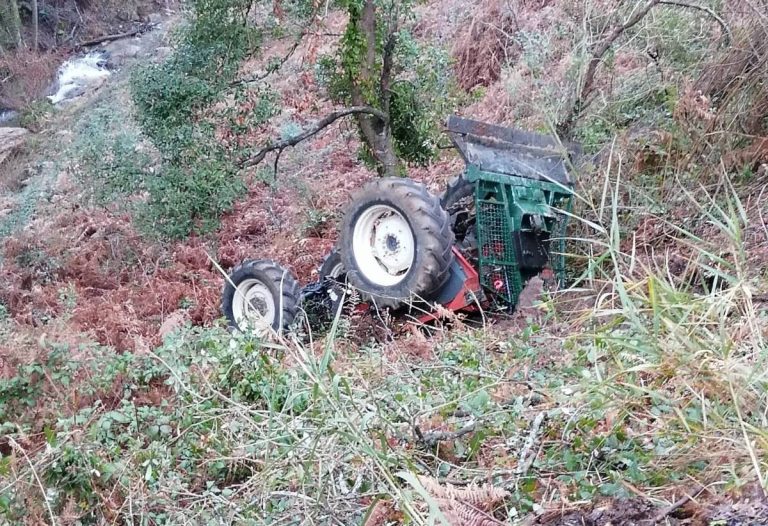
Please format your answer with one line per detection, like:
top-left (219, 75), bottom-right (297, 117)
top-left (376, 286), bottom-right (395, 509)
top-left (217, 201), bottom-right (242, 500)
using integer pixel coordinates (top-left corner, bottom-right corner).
top-left (411, 475), bottom-right (511, 525)
top-left (416, 475), bottom-right (510, 511)
top-left (362, 499), bottom-right (403, 526)
top-left (436, 498), bottom-right (507, 526)
top-left (451, 0), bottom-right (516, 91)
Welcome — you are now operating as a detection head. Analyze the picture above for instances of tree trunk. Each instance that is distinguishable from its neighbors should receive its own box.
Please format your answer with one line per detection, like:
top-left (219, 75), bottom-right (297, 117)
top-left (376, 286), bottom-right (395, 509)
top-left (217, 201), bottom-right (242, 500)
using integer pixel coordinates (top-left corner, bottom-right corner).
top-left (353, 114), bottom-right (398, 177)
top-left (348, 0), bottom-right (399, 177)
top-left (32, 0), bottom-right (38, 52)
top-left (0, 0), bottom-right (23, 49)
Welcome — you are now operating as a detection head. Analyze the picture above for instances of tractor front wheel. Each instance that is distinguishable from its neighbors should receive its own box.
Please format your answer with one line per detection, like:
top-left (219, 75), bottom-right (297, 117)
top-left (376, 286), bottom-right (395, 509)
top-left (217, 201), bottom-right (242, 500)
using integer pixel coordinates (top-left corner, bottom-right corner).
top-left (222, 259), bottom-right (301, 333)
top-left (339, 178), bottom-right (454, 309)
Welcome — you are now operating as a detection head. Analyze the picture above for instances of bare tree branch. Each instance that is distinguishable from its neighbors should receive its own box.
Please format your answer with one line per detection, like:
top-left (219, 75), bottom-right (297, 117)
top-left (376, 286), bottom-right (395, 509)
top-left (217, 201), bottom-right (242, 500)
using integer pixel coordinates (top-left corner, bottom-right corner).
top-left (658, 0), bottom-right (732, 43)
top-left (239, 106), bottom-right (388, 170)
top-left (558, 0), bottom-right (661, 137)
top-left (559, 0), bottom-right (731, 137)
top-left (230, 32), bottom-right (304, 87)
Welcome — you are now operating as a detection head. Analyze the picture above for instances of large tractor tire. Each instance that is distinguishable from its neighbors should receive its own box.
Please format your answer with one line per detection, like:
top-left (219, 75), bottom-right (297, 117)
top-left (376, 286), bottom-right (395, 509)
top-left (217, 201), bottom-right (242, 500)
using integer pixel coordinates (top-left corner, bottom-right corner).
top-left (222, 259), bottom-right (301, 333)
top-left (339, 178), bottom-right (454, 309)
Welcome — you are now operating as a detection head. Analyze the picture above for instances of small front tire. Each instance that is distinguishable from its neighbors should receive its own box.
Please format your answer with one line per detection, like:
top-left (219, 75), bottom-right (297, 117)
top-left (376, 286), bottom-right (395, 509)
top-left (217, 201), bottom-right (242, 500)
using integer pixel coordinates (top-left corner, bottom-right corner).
top-left (222, 259), bottom-right (301, 333)
top-left (319, 247), bottom-right (345, 281)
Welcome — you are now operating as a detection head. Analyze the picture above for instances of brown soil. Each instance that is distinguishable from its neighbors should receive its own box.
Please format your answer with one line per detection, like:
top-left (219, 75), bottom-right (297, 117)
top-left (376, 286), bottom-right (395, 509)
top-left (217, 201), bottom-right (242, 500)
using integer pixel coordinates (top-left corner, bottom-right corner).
top-left (530, 488), bottom-right (768, 525)
top-left (531, 499), bottom-right (663, 526)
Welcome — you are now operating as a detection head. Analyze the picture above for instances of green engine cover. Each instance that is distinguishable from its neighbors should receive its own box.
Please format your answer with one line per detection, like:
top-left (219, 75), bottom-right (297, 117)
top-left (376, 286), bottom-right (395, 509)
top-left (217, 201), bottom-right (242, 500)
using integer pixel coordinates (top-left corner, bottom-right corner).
top-left (447, 116), bottom-right (578, 307)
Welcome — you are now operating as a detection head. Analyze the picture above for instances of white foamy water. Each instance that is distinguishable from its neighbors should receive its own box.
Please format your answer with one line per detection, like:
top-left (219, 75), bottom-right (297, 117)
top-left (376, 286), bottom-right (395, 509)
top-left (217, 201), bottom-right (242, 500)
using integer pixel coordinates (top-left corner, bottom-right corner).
top-left (48, 52), bottom-right (111, 105)
top-left (0, 109), bottom-right (19, 125)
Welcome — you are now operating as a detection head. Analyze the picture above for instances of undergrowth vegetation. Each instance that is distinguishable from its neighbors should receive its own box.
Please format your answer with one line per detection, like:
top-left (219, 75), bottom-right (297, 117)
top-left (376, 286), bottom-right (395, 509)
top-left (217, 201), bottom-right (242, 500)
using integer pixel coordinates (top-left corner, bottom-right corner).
top-left (2, 176), bottom-right (766, 522)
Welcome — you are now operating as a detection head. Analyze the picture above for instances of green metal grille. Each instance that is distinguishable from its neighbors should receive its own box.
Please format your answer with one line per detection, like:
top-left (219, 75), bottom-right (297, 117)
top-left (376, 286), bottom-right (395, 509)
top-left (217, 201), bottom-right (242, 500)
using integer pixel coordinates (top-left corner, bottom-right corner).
top-left (475, 183), bottom-right (523, 306)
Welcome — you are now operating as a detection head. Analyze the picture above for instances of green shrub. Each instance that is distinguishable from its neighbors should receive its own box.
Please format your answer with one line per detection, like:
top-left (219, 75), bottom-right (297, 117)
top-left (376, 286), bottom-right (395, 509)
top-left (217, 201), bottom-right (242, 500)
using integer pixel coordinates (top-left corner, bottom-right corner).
top-left (129, 0), bottom-right (269, 239)
top-left (74, 107), bottom-right (150, 203)
top-left (19, 99), bottom-right (53, 132)
top-left (139, 159), bottom-right (246, 239)
top-left (389, 81), bottom-right (435, 165)
top-left (131, 40), bottom-right (242, 159)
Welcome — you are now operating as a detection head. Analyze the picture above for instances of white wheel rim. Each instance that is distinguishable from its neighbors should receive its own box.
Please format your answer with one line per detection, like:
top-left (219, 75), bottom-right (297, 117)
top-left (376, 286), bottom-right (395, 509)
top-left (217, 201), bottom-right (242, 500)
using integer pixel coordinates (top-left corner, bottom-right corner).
top-left (352, 204), bottom-right (415, 287)
top-left (232, 278), bottom-right (276, 329)
top-left (327, 261), bottom-right (344, 278)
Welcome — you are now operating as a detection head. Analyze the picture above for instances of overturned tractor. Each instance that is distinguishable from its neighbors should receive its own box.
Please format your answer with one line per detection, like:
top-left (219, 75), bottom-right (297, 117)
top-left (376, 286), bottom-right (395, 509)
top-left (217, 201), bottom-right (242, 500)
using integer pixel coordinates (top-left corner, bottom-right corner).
top-left (222, 116), bottom-right (580, 333)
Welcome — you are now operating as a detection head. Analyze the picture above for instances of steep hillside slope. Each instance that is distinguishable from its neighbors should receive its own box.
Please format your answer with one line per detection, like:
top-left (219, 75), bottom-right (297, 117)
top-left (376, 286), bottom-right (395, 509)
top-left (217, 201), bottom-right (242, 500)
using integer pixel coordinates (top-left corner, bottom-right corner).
top-left (0, 0), bottom-right (766, 524)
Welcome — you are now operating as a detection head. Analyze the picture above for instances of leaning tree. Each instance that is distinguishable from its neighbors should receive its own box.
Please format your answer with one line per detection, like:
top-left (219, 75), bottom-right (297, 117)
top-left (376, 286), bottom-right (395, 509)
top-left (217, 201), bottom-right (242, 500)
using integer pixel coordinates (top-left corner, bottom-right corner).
top-left (243, 0), bottom-right (443, 178)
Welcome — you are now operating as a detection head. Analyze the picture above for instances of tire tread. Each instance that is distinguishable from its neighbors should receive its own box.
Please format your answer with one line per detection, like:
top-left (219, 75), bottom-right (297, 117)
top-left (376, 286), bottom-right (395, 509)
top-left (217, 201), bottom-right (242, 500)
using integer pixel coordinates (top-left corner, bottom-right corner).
top-left (340, 177), bottom-right (454, 309)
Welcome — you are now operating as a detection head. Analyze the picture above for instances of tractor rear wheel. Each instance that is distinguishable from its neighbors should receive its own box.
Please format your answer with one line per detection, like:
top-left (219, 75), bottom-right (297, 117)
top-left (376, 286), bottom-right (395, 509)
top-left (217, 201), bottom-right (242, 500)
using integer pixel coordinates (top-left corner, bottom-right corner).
top-left (339, 178), bottom-right (454, 309)
top-left (222, 259), bottom-right (301, 333)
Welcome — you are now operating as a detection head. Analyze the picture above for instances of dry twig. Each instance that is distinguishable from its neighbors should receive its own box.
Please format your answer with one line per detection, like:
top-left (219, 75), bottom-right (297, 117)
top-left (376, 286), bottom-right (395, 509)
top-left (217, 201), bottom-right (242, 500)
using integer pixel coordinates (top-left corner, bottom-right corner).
top-left (515, 412), bottom-right (546, 477)
top-left (416, 422), bottom-right (477, 448)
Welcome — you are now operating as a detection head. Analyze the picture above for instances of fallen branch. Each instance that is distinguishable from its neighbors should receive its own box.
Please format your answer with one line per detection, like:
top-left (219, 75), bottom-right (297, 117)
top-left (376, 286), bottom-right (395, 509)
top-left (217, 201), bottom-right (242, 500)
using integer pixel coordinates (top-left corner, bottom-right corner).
top-left (77, 23), bottom-right (152, 48)
top-left (515, 412), bottom-right (546, 477)
top-left (652, 485), bottom-right (705, 523)
top-left (415, 422), bottom-right (476, 448)
top-left (240, 105), bottom-right (388, 170)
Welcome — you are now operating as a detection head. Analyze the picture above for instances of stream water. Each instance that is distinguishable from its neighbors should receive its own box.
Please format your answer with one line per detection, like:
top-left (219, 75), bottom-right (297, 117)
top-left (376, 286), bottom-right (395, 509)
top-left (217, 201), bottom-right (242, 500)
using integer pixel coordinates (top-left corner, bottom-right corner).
top-left (0, 109), bottom-right (19, 125)
top-left (47, 52), bottom-right (111, 106)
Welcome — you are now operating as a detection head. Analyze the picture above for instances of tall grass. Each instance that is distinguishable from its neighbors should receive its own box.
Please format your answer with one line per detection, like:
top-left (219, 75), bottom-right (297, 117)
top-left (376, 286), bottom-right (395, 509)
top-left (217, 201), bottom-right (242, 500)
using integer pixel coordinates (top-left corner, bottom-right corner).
top-left (556, 149), bottom-right (768, 499)
top-left (2, 161), bottom-right (766, 523)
